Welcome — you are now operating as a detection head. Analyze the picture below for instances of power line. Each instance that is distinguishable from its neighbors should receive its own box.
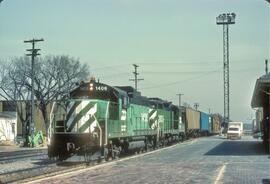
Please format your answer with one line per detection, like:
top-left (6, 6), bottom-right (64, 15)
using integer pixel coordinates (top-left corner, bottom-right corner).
top-left (90, 60), bottom-right (259, 71)
top-left (96, 67), bottom-right (259, 80)
top-left (139, 68), bottom-right (222, 90)
top-left (141, 71), bottom-right (219, 74)
top-left (136, 60), bottom-right (259, 65)
top-left (96, 72), bottom-right (130, 79)
top-left (91, 64), bottom-right (130, 71)
top-left (142, 67), bottom-right (262, 75)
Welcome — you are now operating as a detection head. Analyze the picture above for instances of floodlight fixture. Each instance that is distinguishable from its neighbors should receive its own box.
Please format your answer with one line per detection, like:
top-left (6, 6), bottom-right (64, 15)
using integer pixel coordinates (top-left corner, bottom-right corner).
top-left (216, 13), bottom-right (236, 25)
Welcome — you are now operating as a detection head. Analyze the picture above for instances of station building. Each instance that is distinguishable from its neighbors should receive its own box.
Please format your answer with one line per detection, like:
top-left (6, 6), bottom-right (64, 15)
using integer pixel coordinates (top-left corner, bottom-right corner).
top-left (251, 74), bottom-right (270, 153)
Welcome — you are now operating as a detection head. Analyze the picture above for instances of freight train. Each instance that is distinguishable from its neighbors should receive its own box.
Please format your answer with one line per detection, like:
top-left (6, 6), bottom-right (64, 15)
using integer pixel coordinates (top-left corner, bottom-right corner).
top-left (48, 79), bottom-right (220, 160)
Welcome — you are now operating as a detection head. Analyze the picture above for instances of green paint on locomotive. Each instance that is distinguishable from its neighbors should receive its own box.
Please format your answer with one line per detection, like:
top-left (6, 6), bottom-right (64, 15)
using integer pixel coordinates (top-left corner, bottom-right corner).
top-left (108, 103), bottom-right (159, 138)
top-left (50, 81), bottom-right (184, 143)
top-left (51, 99), bottom-right (182, 137)
top-left (51, 99), bottom-right (184, 135)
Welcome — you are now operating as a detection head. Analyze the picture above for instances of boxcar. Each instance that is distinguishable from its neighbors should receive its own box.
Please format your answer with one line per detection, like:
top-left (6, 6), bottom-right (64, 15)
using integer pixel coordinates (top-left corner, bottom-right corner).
top-left (184, 107), bottom-right (200, 137)
top-left (211, 114), bottom-right (221, 134)
top-left (200, 112), bottom-right (210, 136)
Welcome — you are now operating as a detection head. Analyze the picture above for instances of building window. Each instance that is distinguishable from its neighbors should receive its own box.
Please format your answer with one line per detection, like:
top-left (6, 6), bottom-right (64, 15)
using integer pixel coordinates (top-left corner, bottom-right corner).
top-left (3, 101), bottom-right (16, 112)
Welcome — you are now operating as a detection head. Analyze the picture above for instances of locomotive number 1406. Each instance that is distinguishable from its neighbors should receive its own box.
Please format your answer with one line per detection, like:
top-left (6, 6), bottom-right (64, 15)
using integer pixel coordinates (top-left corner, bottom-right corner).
top-left (95, 86), bottom-right (108, 91)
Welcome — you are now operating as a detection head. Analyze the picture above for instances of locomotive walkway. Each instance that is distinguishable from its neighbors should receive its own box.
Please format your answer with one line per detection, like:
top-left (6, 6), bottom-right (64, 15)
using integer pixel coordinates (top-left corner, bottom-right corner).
top-left (24, 136), bottom-right (270, 184)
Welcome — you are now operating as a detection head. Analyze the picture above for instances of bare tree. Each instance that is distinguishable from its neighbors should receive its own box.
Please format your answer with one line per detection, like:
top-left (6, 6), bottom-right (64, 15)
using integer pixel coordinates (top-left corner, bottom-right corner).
top-left (29, 55), bottom-right (90, 135)
top-left (0, 57), bottom-right (32, 138)
top-left (0, 56), bottom-right (90, 136)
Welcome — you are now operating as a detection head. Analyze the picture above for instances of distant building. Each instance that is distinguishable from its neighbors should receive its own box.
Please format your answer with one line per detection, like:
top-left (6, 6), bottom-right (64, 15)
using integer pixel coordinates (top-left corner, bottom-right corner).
top-left (0, 112), bottom-right (17, 142)
top-left (0, 101), bottom-right (46, 139)
top-left (251, 73), bottom-right (270, 153)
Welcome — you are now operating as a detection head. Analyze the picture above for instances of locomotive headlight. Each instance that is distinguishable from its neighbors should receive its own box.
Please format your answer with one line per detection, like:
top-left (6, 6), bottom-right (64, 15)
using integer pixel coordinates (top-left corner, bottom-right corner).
top-left (90, 83), bottom-right (94, 91)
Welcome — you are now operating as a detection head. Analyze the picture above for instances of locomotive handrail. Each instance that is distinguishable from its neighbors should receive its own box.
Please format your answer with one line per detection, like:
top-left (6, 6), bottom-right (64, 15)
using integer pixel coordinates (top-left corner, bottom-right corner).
top-left (105, 101), bottom-right (110, 146)
top-left (48, 101), bottom-right (57, 145)
top-left (93, 115), bottom-right (102, 147)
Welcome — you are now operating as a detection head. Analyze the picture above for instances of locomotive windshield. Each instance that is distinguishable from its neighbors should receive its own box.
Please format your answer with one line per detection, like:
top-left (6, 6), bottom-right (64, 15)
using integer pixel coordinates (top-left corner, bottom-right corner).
top-left (69, 81), bottom-right (118, 102)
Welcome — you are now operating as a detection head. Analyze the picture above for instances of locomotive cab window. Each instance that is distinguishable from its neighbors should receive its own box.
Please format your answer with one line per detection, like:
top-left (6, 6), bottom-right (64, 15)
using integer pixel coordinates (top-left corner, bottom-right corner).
top-left (109, 102), bottom-right (119, 120)
top-left (122, 96), bottom-right (129, 109)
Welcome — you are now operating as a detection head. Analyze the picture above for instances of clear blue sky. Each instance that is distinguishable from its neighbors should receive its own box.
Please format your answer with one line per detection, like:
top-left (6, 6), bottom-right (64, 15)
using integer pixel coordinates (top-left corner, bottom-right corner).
top-left (0, 0), bottom-right (269, 122)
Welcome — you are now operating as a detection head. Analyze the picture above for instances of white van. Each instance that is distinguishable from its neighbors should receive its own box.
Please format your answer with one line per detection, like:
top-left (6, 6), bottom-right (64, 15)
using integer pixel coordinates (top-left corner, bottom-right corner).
top-left (227, 122), bottom-right (243, 139)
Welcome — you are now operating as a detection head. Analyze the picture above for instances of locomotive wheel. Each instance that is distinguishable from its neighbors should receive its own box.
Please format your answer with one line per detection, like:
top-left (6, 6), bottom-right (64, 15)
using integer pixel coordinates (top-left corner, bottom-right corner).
top-left (84, 152), bottom-right (91, 163)
top-left (144, 140), bottom-right (149, 151)
top-left (103, 148), bottom-right (109, 161)
top-left (48, 145), bottom-right (54, 159)
top-left (112, 145), bottom-right (120, 159)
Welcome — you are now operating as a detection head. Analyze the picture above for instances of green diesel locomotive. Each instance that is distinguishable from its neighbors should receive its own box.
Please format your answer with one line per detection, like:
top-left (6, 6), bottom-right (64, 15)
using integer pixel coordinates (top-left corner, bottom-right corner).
top-left (48, 79), bottom-right (185, 160)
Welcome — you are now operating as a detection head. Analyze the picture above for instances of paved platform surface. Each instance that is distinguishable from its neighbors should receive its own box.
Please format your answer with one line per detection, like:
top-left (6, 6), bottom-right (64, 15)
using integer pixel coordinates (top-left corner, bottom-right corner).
top-left (26, 136), bottom-right (270, 184)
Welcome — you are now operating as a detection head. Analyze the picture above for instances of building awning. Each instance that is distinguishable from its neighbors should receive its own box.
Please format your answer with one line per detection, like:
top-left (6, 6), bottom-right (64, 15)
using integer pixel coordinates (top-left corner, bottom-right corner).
top-left (251, 74), bottom-right (270, 108)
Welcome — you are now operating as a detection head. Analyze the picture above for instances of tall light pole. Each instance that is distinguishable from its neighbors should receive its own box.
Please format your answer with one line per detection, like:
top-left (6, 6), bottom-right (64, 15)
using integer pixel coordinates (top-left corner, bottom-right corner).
top-left (216, 13), bottom-right (236, 127)
top-left (24, 38), bottom-right (44, 141)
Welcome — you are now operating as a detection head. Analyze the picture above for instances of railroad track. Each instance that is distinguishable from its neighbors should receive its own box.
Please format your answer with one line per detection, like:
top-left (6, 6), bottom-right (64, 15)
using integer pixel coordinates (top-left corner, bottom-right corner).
top-left (22, 139), bottom-right (198, 184)
top-left (0, 159), bottom-right (86, 184)
top-left (0, 139), bottom-right (197, 184)
top-left (0, 149), bottom-right (47, 164)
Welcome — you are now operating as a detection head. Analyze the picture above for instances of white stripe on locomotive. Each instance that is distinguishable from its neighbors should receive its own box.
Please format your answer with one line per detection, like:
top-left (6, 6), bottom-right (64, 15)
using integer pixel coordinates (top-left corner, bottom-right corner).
top-left (66, 100), bottom-right (99, 133)
top-left (66, 101), bottom-right (81, 128)
top-left (148, 109), bottom-right (158, 129)
top-left (82, 103), bottom-right (98, 133)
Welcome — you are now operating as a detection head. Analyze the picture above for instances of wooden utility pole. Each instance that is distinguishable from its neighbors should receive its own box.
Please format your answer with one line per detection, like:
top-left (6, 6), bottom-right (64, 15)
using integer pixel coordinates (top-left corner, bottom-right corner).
top-left (176, 93), bottom-right (184, 108)
top-left (129, 64), bottom-right (144, 90)
top-left (24, 38), bottom-right (44, 139)
top-left (194, 103), bottom-right (199, 111)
